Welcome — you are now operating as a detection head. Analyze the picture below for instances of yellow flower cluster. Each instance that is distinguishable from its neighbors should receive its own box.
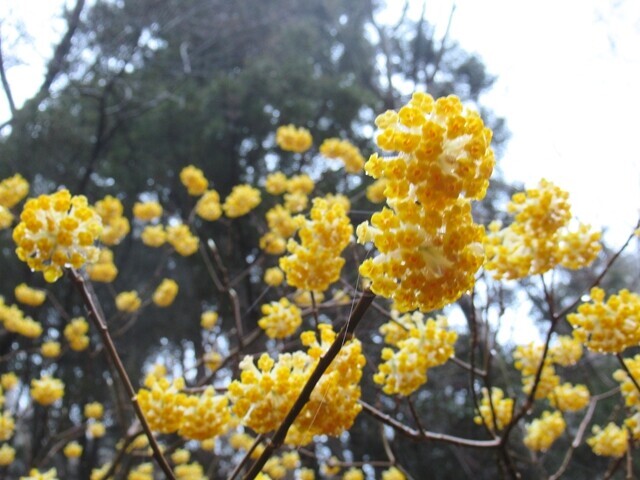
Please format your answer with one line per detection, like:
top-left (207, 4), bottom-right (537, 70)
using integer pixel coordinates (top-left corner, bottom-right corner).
top-left (166, 223), bottom-right (199, 256)
top-left (258, 297), bottom-right (302, 339)
top-left (382, 467), bottom-right (406, 480)
top-left (485, 179), bottom-right (601, 279)
top-left (285, 191), bottom-right (309, 213)
top-left (513, 342), bottom-right (560, 399)
top-left (0, 297), bottom-right (43, 338)
top-left (115, 290), bottom-right (142, 313)
top-left (63, 441), bottom-right (82, 458)
top-left (128, 463), bottom-right (153, 480)
top-left (1, 372), bottom-right (18, 390)
top-left (265, 172), bottom-right (288, 195)
top-left (548, 383), bottom-right (590, 412)
top-left (94, 195), bottom-right (130, 246)
top-left (320, 138), bottom-right (365, 173)
top-left (196, 190), bottom-right (222, 221)
top-left (84, 401), bottom-right (104, 419)
top-left (264, 267), bottom-right (285, 286)
top-left (523, 410), bottom-right (566, 452)
top-left (0, 443), bottom-right (15, 466)
top-left (64, 317), bottom-right (90, 351)
top-left (473, 387), bottom-right (513, 432)
top-left (286, 174), bottom-right (314, 195)
top-left (20, 468), bottom-right (58, 480)
top-left (613, 354), bottom-right (640, 409)
top-left (30, 375), bottom-right (64, 406)
top-left (222, 184), bottom-right (261, 218)
top-left (568, 287), bottom-right (640, 354)
top-left (141, 224), bottom-right (166, 247)
top-left (180, 165), bottom-right (209, 196)
top-left (259, 204), bottom-right (304, 255)
top-left (625, 410), bottom-right (640, 441)
top-left (175, 462), bottom-right (206, 480)
top-left (153, 278), bottom-right (178, 307)
top-left (133, 200), bottom-right (163, 221)
top-left (587, 423), bottom-right (628, 457)
top-left (342, 468), bottom-right (365, 480)
top-left (86, 248), bottom-right (118, 282)
top-left (228, 324), bottom-right (364, 445)
top-left (0, 411), bottom-right (15, 441)
top-left (137, 370), bottom-right (231, 440)
top-left (200, 310), bottom-right (218, 330)
top-left (171, 448), bottom-right (190, 464)
top-left (41, 341), bottom-right (61, 358)
top-left (0, 174), bottom-right (29, 229)
top-left (280, 198), bottom-right (352, 292)
top-left (374, 314), bottom-right (457, 396)
top-left (357, 93), bottom-right (492, 312)
top-left (14, 283), bottom-right (46, 307)
top-left (276, 125), bottom-right (313, 153)
top-left (178, 386), bottom-right (231, 440)
top-left (13, 189), bottom-right (102, 282)
top-left (549, 335), bottom-right (583, 366)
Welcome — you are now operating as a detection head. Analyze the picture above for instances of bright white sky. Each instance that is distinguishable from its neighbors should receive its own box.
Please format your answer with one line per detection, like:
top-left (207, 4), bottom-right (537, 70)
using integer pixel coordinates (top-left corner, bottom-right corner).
top-left (2, 0), bottom-right (640, 245)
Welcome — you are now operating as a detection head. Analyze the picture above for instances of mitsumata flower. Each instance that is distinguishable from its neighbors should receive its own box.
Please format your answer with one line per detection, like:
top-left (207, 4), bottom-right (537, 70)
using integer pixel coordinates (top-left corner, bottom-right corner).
top-left (276, 125), bottom-right (313, 153)
top-left (222, 184), bottom-right (261, 218)
top-left (180, 165), bottom-right (208, 196)
top-left (523, 411), bottom-right (566, 452)
top-left (280, 198), bottom-right (352, 293)
top-left (473, 387), bottom-right (513, 432)
top-left (587, 423), bottom-right (628, 457)
top-left (320, 138), bottom-right (365, 173)
top-left (94, 195), bottom-right (130, 246)
top-left (357, 93), bottom-right (493, 312)
top-left (14, 283), bottom-right (46, 307)
top-left (485, 179), bottom-right (601, 279)
top-left (568, 287), bottom-right (640, 354)
top-left (13, 189), bottom-right (102, 282)
top-left (258, 297), bottom-right (302, 339)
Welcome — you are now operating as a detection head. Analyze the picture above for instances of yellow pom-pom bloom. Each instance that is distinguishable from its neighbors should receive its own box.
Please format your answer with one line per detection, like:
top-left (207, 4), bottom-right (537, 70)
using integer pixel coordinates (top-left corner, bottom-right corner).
top-left (523, 410), bottom-right (566, 452)
top-left (342, 468), bottom-right (365, 480)
top-left (260, 232), bottom-right (287, 255)
top-left (95, 195), bottom-right (130, 246)
top-left (568, 287), bottom-right (640, 354)
top-left (63, 441), bottom-right (83, 458)
top-left (374, 315), bottom-right (457, 396)
top-left (137, 374), bottom-right (187, 434)
top-left (0, 411), bottom-right (15, 441)
top-left (64, 316), bottom-right (90, 351)
top-left (0, 443), bottom-right (15, 466)
top-left (133, 201), bottom-right (163, 221)
top-left (200, 311), bottom-right (218, 330)
top-left (153, 278), bottom-right (179, 307)
top-left (222, 184), bottom-right (261, 218)
top-left (87, 421), bottom-right (106, 439)
top-left (485, 179), bottom-right (601, 279)
top-left (30, 375), bottom-right (64, 406)
top-left (549, 335), bottom-right (583, 367)
top-left (266, 205), bottom-right (303, 239)
top-left (0, 298), bottom-right (43, 338)
top-left (613, 354), bottom-right (640, 409)
top-left (166, 224), bottom-right (199, 256)
top-left (286, 174), bottom-right (314, 195)
top-left (195, 190), bottom-right (222, 221)
top-left (128, 463), bottom-right (153, 480)
top-left (587, 423), bottom-right (628, 457)
top-left (382, 467), bottom-right (406, 480)
top-left (14, 283), bottom-right (46, 307)
top-left (141, 224), bottom-right (167, 247)
top-left (258, 298), bottom-right (302, 339)
top-left (1, 372), bottom-right (19, 391)
top-left (280, 198), bottom-right (352, 293)
top-left (115, 291), bottom-right (142, 313)
top-left (178, 386), bottom-right (231, 441)
top-left (548, 383), bottom-right (590, 412)
top-left (13, 189), bottom-right (102, 282)
top-left (0, 174), bottom-right (29, 208)
top-left (180, 165), bottom-right (208, 196)
top-left (276, 125), bottom-right (312, 153)
top-left (84, 401), bottom-right (104, 419)
top-left (320, 138), bottom-right (365, 173)
top-left (20, 468), bottom-right (58, 480)
top-left (263, 267), bottom-right (284, 287)
top-left (171, 449), bottom-right (190, 465)
top-left (365, 178), bottom-right (388, 204)
top-left (283, 192), bottom-right (308, 213)
top-left (86, 248), bottom-right (118, 283)
top-left (0, 206), bottom-right (13, 230)
top-left (513, 342), bottom-right (560, 399)
top-left (265, 172), bottom-right (288, 195)
top-left (41, 341), bottom-right (61, 358)
top-left (473, 387), bottom-right (513, 432)
top-left (281, 451), bottom-right (300, 470)
top-left (175, 462), bottom-right (206, 479)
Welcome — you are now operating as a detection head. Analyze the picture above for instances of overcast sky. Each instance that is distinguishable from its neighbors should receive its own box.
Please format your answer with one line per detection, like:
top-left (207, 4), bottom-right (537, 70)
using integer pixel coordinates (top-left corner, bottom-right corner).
top-left (2, 0), bottom-right (640, 245)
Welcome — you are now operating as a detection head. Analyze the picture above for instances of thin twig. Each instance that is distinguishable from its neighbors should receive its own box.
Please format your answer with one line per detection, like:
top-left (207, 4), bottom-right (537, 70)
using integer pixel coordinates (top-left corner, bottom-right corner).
top-left (227, 434), bottom-right (264, 480)
top-left (69, 270), bottom-right (175, 480)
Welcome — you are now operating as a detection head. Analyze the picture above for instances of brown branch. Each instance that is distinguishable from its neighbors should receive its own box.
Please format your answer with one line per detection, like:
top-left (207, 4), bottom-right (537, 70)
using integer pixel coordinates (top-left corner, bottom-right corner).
top-left (242, 289), bottom-right (376, 479)
top-left (69, 270), bottom-right (176, 480)
top-left (360, 400), bottom-right (500, 449)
